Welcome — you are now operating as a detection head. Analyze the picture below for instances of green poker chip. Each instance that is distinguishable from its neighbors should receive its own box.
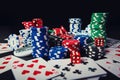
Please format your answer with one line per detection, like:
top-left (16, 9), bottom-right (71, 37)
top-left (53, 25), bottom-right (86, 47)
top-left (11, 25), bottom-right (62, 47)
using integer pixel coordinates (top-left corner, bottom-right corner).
top-left (90, 23), bottom-right (106, 30)
top-left (90, 13), bottom-right (109, 23)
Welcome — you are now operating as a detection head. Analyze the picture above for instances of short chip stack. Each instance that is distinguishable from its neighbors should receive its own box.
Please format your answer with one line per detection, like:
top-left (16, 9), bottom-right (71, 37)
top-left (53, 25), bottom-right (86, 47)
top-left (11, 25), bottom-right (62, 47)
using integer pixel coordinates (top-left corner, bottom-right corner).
top-left (74, 35), bottom-right (92, 47)
top-left (69, 18), bottom-right (82, 35)
top-left (90, 13), bottom-right (109, 46)
top-left (31, 27), bottom-right (49, 59)
top-left (19, 29), bottom-right (32, 46)
top-left (49, 46), bottom-right (68, 60)
top-left (83, 43), bottom-right (105, 60)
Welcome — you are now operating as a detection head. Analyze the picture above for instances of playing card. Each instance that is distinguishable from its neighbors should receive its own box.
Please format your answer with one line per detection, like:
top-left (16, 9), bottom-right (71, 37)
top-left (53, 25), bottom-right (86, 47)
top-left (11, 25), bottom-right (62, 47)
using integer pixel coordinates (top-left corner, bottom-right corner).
top-left (110, 42), bottom-right (120, 48)
top-left (0, 43), bottom-right (12, 54)
top-left (0, 55), bottom-right (25, 74)
top-left (106, 38), bottom-right (120, 48)
top-left (96, 58), bottom-right (120, 78)
top-left (104, 48), bottom-right (120, 62)
top-left (12, 58), bottom-right (60, 80)
top-left (48, 57), bottom-right (106, 80)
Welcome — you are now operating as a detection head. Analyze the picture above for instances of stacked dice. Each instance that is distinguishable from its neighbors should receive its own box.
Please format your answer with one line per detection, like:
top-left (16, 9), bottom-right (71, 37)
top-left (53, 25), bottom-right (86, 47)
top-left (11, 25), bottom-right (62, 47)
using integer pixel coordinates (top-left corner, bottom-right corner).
top-left (62, 39), bottom-right (81, 64)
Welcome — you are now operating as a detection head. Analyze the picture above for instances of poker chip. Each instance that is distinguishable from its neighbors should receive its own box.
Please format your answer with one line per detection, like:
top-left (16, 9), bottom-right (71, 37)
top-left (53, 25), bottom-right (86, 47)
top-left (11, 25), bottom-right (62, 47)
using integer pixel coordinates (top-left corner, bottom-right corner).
top-left (48, 35), bottom-right (63, 47)
top-left (49, 46), bottom-right (69, 60)
top-left (22, 21), bottom-right (34, 29)
top-left (53, 26), bottom-right (68, 36)
top-left (13, 46), bottom-right (32, 57)
top-left (69, 18), bottom-right (82, 35)
top-left (19, 29), bottom-right (32, 46)
top-left (60, 34), bottom-right (73, 40)
top-left (8, 34), bottom-right (20, 50)
top-left (83, 43), bottom-right (105, 60)
top-left (74, 35), bottom-right (92, 47)
top-left (32, 18), bottom-right (43, 28)
top-left (31, 27), bottom-right (49, 58)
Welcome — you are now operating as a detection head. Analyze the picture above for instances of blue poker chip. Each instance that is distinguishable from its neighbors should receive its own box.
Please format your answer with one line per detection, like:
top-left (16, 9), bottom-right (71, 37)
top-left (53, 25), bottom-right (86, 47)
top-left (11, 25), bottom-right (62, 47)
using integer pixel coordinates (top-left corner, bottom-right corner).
top-left (74, 35), bottom-right (92, 47)
top-left (8, 34), bottom-right (20, 50)
top-left (49, 46), bottom-right (68, 60)
top-left (31, 26), bottom-right (49, 58)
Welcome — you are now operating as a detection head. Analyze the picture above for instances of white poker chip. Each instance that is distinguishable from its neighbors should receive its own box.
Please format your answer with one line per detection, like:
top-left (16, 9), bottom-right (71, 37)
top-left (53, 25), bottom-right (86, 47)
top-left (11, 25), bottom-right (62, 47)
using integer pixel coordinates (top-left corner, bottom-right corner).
top-left (8, 34), bottom-right (20, 50)
top-left (13, 46), bottom-right (32, 57)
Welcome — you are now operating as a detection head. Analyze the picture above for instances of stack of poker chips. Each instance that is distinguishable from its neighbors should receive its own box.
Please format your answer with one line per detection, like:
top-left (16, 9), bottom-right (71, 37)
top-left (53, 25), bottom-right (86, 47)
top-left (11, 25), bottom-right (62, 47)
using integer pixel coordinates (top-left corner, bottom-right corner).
top-left (19, 29), bottom-right (32, 46)
top-left (49, 46), bottom-right (69, 60)
top-left (48, 35), bottom-right (63, 47)
top-left (89, 13), bottom-right (109, 45)
top-left (62, 39), bottom-right (81, 64)
top-left (30, 27), bottom-right (49, 58)
top-left (83, 43), bottom-right (105, 60)
top-left (69, 18), bottom-right (82, 35)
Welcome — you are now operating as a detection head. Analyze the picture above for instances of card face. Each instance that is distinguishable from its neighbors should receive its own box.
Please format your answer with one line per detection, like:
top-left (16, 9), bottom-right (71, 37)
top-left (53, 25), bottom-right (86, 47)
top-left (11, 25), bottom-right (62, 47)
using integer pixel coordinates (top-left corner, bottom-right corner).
top-left (12, 58), bottom-right (60, 80)
top-left (96, 58), bottom-right (120, 78)
top-left (0, 43), bottom-right (12, 54)
top-left (48, 57), bottom-right (106, 80)
top-left (0, 55), bottom-right (25, 74)
top-left (106, 38), bottom-right (120, 48)
top-left (104, 48), bottom-right (120, 62)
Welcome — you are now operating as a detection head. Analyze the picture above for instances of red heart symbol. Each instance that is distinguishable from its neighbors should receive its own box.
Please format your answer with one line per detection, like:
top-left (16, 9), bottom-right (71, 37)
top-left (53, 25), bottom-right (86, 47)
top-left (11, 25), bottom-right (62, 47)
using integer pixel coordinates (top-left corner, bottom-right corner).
top-left (116, 50), bottom-right (120, 52)
top-left (39, 65), bottom-right (46, 69)
top-left (22, 70), bottom-right (30, 75)
top-left (17, 64), bottom-right (24, 67)
top-left (32, 60), bottom-right (38, 63)
top-left (0, 66), bottom-right (6, 69)
top-left (2, 61), bottom-right (9, 64)
top-left (27, 64), bottom-right (34, 68)
top-left (115, 54), bottom-right (120, 56)
top-left (2, 47), bottom-right (7, 49)
top-left (13, 61), bottom-right (20, 64)
top-left (33, 70), bottom-right (41, 75)
top-left (5, 57), bottom-right (11, 60)
top-left (45, 71), bottom-right (53, 76)
top-left (105, 50), bottom-right (110, 53)
top-left (106, 61), bottom-right (111, 64)
top-left (27, 77), bottom-right (36, 80)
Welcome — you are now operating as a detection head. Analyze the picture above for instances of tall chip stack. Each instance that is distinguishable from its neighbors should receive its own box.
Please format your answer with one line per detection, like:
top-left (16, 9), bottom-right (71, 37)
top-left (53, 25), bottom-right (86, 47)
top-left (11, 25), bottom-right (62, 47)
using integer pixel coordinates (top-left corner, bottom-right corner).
top-left (90, 13), bottom-right (109, 46)
top-left (69, 18), bottom-right (82, 35)
top-left (31, 27), bottom-right (49, 59)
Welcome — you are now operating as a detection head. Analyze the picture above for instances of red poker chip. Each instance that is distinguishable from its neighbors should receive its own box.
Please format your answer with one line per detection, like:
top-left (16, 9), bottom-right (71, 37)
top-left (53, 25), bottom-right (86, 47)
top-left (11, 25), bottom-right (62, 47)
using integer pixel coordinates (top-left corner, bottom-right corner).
top-left (32, 18), bottom-right (43, 28)
top-left (60, 34), bottom-right (73, 40)
top-left (22, 21), bottom-right (34, 29)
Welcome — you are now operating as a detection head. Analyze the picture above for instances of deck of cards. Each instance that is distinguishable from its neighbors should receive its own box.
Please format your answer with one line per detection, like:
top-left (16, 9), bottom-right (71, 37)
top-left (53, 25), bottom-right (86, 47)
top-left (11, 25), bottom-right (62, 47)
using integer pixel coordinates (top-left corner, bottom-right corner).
top-left (0, 37), bottom-right (120, 80)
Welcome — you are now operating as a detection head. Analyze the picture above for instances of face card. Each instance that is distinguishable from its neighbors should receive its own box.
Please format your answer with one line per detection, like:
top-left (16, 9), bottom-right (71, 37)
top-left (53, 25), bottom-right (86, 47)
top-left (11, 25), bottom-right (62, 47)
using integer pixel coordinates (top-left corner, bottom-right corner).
top-left (48, 57), bottom-right (106, 80)
top-left (104, 48), bottom-right (120, 62)
top-left (12, 58), bottom-right (60, 80)
top-left (0, 55), bottom-right (25, 74)
top-left (96, 58), bottom-right (120, 78)
top-left (0, 43), bottom-right (12, 54)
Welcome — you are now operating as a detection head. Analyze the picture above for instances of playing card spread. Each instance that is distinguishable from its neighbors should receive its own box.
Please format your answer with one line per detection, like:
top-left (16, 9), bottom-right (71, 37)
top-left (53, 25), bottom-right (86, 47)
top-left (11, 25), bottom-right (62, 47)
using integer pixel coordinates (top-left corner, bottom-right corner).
top-left (48, 57), bottom-right (106, 80)
top-left (0, 43), bottom-right (12, 54)
top-left (12, 58), bottom-right (61, 80)
top-left (0, 55), bottom-right (25, 74)
top-left (96, 58), bottom-right (120, 78)
top-left (104, 48), bottom-right (120, 62)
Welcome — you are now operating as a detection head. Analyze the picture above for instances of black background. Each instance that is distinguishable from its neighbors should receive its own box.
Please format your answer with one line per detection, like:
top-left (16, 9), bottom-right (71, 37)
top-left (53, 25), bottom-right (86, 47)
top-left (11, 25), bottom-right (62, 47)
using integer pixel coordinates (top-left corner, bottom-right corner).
top-left (0, 1), bottom-right (120, 80)
top-left (0, 0), bottom-right (120, 40)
